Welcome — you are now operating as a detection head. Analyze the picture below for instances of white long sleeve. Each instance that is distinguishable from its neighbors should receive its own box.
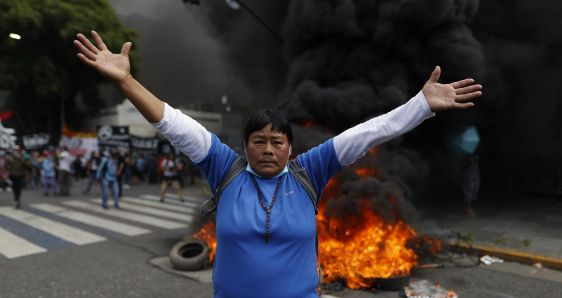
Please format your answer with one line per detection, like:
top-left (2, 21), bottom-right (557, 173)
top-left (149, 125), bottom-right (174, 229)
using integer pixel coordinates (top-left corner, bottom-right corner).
top-left (152, 103), bottom-right (212, 163)
top-left (333, 91), bottom-right (435, 166)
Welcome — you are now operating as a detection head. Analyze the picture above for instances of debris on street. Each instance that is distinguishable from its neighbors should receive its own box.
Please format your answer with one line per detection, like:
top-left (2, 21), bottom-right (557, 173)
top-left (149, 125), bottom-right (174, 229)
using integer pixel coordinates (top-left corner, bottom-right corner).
top-left (400, 279), bottom-right (457, 298)
top-left (480, 255), bottom-right (504, 265)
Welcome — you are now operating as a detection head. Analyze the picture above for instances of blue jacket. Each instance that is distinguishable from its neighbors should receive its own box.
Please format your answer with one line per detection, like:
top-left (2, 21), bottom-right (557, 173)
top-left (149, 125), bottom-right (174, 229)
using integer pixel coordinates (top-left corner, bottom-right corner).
top-left (96, 156), bottom-right (118, 182)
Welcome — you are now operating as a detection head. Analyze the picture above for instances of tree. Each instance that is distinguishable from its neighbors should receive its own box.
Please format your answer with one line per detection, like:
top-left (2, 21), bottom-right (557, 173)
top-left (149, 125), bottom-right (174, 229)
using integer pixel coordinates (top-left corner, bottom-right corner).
top-left (0, 0), bottom-right (137, 136)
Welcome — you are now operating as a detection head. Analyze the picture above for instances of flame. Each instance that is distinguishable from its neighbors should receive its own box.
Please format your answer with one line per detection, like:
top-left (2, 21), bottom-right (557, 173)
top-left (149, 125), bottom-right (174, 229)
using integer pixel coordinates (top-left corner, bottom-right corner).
top-left (193, 221), bottom-right (217, 263)
top-left (317, 197), bottom-right (417, 288)
top-left (355, 167), bottom-right (377, 177)
top-left (317, 148), bottom-right (419, 289)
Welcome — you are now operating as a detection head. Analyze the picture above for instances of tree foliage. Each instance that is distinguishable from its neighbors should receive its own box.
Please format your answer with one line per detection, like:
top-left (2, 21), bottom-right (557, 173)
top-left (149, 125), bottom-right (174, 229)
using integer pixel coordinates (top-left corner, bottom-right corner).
top-left (0, 0), bottom-right (137, 134)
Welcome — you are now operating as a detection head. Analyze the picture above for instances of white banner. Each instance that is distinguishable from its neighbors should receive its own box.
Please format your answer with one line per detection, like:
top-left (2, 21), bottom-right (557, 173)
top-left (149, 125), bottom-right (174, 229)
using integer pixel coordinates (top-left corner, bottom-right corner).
top-left (59, 136), bottom-right (98, 157)
top-left (0, 121), bottom-right (18, 149)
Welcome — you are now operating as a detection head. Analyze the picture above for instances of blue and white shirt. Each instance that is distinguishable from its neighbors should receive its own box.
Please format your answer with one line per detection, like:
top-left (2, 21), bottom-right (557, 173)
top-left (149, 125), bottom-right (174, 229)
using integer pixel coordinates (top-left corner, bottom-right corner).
top-left (153, 91), bottom-right (433, 297)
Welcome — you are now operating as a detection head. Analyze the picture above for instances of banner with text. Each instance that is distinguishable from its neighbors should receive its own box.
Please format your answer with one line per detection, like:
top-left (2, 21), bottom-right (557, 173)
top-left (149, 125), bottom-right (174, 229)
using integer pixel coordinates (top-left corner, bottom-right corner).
top-left (23, 133), bottom-right (51, 150)
top-left (97, 125), bottom-right (130, 152)
top-left (0, 121), bottom-right (18, 150)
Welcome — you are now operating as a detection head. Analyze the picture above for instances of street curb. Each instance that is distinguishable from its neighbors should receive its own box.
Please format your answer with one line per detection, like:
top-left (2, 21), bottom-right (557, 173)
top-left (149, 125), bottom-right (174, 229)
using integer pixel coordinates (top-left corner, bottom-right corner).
top-left (448, 240), bottom-right (562, 271)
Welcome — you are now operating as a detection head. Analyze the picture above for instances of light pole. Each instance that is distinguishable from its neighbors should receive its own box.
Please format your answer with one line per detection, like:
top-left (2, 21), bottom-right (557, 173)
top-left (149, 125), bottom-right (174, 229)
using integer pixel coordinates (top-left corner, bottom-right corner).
top-left (60, 90), bottom-right (65, 134)
top-left (224, 0), bottom-right (283, 44)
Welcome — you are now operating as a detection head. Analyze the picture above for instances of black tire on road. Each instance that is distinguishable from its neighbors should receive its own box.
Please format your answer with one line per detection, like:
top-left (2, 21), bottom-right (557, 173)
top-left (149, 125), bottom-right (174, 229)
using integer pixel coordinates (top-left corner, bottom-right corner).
top-left (169, 238), bottom-right (210, 271)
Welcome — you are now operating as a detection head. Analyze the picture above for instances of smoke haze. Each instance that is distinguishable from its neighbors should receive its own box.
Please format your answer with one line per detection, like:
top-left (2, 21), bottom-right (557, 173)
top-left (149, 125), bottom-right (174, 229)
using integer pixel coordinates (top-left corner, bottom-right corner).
top-left (109, 0), bottom-right (287, 112)
top-left (107, 0), bottom-right (562, 195)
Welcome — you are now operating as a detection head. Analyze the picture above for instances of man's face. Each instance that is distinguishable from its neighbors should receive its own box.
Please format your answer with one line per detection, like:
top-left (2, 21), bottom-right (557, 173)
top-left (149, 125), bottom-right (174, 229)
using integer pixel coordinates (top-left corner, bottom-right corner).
top-left (246, 124), bottom-right (291, 178)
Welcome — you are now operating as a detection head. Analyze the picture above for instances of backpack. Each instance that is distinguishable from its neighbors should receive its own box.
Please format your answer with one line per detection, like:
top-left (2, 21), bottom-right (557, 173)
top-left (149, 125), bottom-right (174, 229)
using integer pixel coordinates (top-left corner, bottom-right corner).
top-left (199, 155), bottom-right (324, 285)
top-left (200, 156), bottom-right (318, 216)
top-left (199, 156), bottom-right (320, 256)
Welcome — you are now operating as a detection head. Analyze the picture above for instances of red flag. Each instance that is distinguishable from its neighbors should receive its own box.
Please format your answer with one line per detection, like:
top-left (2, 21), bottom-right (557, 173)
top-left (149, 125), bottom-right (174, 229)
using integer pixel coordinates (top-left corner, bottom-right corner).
top-left (0, 111), bottom-right (14, 121)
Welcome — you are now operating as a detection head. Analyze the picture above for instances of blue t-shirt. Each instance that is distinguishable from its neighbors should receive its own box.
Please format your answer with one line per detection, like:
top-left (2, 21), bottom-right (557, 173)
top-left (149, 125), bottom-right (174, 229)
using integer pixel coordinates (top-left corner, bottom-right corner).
top-left (197, 134), bottom-right (342, 298)
top-left (41, 159), bottom-right (56, 178)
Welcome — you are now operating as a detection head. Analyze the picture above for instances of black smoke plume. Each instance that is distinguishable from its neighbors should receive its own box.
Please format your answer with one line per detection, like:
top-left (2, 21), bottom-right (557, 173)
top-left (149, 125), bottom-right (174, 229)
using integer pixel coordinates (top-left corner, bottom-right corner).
top-left (273, 0), bottom-right (485, 221)
top-left (278, 0), bottom-right (485, 130)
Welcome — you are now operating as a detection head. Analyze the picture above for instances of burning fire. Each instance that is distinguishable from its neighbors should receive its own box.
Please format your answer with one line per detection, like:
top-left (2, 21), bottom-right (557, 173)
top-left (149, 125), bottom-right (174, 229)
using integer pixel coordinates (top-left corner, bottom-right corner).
top-left (193, 221), bottom-right (216, 263)
top-left (317, 173), bottom-right (417, 288)
top-left (193, 148), bottom-right (435, 289)
top-left (317, 202), bottom-right (417, 288)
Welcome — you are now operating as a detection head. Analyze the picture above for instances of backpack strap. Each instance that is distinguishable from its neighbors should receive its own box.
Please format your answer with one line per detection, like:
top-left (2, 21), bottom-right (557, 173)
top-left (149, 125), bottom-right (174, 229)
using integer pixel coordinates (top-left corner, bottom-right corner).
top-left (288, 160), bottom-right (318, 214)
top-left (288, 160), bottom-right (321, 263)
top-left (200, 156), bottom-right (247, 216)
top-left (97, 157), bottom-right (108, 179)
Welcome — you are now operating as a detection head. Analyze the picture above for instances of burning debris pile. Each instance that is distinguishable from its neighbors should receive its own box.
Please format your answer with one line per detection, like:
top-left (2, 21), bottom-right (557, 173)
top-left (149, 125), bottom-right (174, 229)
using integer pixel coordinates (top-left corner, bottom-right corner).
top-left (316, 149), bottom-right (437, 289)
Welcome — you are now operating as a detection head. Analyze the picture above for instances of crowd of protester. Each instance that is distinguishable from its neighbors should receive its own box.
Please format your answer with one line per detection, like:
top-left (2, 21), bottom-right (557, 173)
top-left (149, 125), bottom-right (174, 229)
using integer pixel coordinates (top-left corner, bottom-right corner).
top-left (0, 146), bottom-right (202, 209)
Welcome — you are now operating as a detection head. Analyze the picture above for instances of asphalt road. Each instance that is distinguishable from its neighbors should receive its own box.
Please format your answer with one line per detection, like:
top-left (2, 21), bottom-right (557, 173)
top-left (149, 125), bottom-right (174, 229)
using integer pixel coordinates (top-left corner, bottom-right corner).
top-left (0, 181), bottom-right (560, 297)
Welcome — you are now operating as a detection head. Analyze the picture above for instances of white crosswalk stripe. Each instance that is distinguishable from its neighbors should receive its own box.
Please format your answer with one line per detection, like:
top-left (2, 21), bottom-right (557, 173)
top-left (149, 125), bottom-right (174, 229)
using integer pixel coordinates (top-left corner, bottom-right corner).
top-left (140, 194), bottom-right (199, 207)
top-left (31, 203), bottom-right (151, 236)
top-left (0, 194), bottom-right (200, 259)
top-left (90, 198), bottom-right (193, 222)
top-left (0, 207), bottom-right (106, 245)
top-left (164, 193), bottom-right (202, 203)
top-left (0, 227), bottom-right (47, 258)
top-left (62, 200), bottom-right (188, 230)
top-left (120, 196), bottom-right (196, 214)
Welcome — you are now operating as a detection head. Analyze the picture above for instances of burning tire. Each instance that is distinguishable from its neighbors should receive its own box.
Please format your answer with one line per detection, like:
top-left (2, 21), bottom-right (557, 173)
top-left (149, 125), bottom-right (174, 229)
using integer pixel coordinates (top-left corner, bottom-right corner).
top-left (169, 238), bottom-right (209, 271)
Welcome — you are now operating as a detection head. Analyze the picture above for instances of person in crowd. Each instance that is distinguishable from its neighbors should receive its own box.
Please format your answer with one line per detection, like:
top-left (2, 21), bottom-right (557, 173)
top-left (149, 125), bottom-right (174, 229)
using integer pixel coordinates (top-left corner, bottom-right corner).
top-left (83, 151), bottom-right (100, 194)
top-left (96, 150), bottom-right (120, 209)
top-left (75, 30), bottom-right (482, 298)
top-left (57, 147), bottom-right (73, 196)
top-left (30, 151), bottom-right (42, 189)
top-left (72, 153), bottom-right (85, 182)
top-left (6, 150), bottom-right (30, 209)
top-left (159, 151), bottom-right (184, 202)
top-left (41, 151), bottom-right (57, 196)
top-left (114, 149), bottom-right (126, 197)
top-left (146, 153), bottom-right (157, 184)
top-left (0, 150), bottom-right (10, 192)
top-left (122, 151), bottom-right (134, 189)
top-left (463, 153), bottom-right (480, 217)
top-left (21, 150), bottom-right (32, 188)
top-left (135, 153), bottom-right (146, 183)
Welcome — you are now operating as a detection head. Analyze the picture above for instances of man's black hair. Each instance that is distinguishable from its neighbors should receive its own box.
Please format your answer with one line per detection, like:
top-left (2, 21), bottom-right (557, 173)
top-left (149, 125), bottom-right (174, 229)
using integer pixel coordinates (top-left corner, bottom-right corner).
top-left (244, 109), bottom-right (293, 144)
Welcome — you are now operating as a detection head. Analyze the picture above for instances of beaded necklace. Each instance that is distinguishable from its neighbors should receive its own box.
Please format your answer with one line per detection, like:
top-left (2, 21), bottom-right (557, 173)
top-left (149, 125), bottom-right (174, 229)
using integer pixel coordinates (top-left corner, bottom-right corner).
top-left (249, 174), bottom-right (283, 243)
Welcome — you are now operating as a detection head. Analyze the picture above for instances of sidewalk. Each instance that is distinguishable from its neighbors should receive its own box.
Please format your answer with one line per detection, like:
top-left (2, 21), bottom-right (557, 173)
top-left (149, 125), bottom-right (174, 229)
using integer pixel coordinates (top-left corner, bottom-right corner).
top-left (413, 190), bottom-right (562, 270)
